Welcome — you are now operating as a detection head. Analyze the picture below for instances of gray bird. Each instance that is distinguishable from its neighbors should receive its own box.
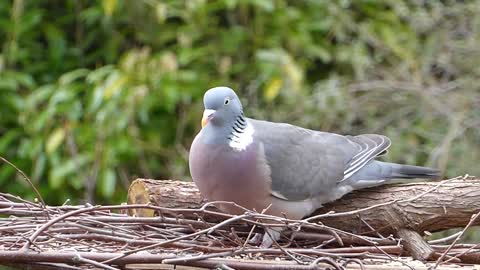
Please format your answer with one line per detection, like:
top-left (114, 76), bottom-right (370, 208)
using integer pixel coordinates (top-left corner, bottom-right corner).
top-left (189, 86), bottom-right (439, 246)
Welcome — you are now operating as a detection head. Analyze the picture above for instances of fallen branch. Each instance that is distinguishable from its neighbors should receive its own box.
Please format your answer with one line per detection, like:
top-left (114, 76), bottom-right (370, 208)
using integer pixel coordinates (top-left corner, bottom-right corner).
top-left (128, 176), bottom-right (480, 233)
top-left (127, 176), bottom-right (480, 261)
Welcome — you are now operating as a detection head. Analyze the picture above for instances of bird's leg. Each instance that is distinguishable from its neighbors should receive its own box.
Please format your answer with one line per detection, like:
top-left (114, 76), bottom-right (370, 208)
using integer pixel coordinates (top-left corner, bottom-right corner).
top-left (260, 227), bottom-right (282, 248)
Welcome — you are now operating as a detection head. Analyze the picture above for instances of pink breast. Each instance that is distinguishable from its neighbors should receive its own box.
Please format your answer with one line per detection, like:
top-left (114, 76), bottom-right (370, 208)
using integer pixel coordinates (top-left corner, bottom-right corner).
top-left (189, 137), bottom-right (271, 214)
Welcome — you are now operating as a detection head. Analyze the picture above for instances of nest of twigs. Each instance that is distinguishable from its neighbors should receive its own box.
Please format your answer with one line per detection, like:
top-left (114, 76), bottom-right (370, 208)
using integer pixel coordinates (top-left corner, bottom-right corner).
top-left (0, 190), bottom-right (479, 270)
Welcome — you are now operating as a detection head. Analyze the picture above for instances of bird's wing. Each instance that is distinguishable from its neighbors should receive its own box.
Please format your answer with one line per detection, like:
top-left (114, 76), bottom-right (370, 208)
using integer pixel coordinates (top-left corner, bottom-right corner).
top-left (339, 134), bottom-right (391, 182)
top-left (250, 119), bottom-right (391, 201)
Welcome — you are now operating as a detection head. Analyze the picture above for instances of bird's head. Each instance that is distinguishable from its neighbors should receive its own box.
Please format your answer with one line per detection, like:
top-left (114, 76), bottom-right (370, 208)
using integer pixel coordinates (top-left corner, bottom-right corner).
top-left (201, 86), bottom-right (243, 128)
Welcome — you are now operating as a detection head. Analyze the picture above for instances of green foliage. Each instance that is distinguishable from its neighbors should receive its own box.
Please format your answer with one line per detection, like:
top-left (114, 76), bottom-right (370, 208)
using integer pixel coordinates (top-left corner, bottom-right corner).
top-left (0, 0), bottom-right (479, 205)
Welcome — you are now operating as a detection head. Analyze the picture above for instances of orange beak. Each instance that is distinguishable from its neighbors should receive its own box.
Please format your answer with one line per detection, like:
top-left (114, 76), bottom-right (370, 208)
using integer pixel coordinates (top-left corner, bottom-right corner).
top-left (201, 109), bottom-right (216, 128)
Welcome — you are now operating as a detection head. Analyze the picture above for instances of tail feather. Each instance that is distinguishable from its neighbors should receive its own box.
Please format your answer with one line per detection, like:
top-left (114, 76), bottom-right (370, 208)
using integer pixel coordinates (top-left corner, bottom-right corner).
top-left (346, 161), bottom-right (441, 190)
top-left (388, 163), bottom-right (441, 179)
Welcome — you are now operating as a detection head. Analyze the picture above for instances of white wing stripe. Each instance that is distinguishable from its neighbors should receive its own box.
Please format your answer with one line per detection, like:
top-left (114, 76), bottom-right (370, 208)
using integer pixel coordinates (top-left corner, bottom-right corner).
top-left (351, 141), bottom-right (369, 159)
top-left (348, 136), bottom-right (383, 168)
top-left (349, 146), bottom-right (377, 167)
top-left (341, 136), bottom-right (386, 181)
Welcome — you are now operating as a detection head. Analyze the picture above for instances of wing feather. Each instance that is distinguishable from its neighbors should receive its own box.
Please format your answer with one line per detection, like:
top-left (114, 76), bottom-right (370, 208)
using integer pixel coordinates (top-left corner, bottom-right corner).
top-left (250, 118), bottom-right (391, 201)
top-left (340, 134), bottom-right (391, 182)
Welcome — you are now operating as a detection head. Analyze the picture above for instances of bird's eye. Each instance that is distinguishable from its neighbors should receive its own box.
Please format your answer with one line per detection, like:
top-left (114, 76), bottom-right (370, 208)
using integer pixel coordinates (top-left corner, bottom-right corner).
top-left (224, 98), bottom-right (230, 105)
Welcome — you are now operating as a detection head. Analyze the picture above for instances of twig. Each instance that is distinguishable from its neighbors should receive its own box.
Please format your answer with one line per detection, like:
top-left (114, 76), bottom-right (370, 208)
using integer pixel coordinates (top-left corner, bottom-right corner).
top-left (0, 156), bottom-right (49, 219)
top-left (428, 231), bottom-right (462, 245)
top-left (434, 210), bottom-right (480, 268)
top-left (442, 243), bottom-right (480, 264)
top-left (101, 212), bottom-right (253, 264)
top-left (342, 258), bottom-right (365, 270)
top-left (0, 177), bottom-right (478, 269)
top-left (23, 205), bottom-right (100, 250)
top-left (310, 257), bottom-right (342, 270)
top-left (73, 254), bottom-right (120, 270)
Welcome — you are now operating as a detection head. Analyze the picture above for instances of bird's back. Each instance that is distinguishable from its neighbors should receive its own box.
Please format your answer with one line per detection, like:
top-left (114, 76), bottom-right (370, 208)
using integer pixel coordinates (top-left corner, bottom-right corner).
top-left (250, 119), bottom-right (354, 201)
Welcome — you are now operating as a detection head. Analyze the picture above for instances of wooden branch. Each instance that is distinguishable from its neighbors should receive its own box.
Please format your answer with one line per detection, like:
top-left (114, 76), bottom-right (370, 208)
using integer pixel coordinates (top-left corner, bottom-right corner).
top-left (127, 177), bottom-right (480, 233)
top-left (127, 177), bottom-right (480, 261)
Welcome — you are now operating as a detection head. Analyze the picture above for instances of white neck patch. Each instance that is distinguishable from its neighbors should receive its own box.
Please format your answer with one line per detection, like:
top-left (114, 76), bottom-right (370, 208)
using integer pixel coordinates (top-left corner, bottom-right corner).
top-left (229, 122), bottom-right (254, 151)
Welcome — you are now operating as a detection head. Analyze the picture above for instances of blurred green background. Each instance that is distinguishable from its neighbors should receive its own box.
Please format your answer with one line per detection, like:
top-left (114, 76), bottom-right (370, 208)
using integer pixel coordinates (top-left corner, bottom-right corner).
top-left (0, 0), bottom-right (479, 205)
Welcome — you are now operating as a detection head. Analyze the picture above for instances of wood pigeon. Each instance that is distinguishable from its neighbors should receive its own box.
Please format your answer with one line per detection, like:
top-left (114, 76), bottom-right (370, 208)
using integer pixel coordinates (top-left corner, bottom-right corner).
top-left (189, 86), bottom-right (439, 246)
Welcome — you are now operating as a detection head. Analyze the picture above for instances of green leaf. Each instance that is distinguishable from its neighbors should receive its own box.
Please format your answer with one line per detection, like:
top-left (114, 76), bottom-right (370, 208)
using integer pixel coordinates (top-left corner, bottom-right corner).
top-left (10, 72), bottom-right (35, 89)
top-left (248, 0), bottom-right (274, 12)
top-left (102, 0), bottom-right (118, 17)
top-left (32, 154), bottom-right (46, 183)
top-left (99, 168), bottom-right (116, 198)
top-left (0, 166), bottom-right (15, 185)
top-left (46, 128), bottom-right (65, 154)
top-left (25, 85), bottom-right (55, 110)
top-left (0, 130), bottom-right (20, 152)
top-left (44, 24), bottom-right (67, 64)
top-left (263, 77), bottom-right (282, 102)
top-left (155, 3), bottom-right (167, 23)
top-left (59, 69), bottom-right (89, 85)
top-left (86, 66), bottom-right (115, 83)
top-left (49, 154), bottom-right (91, 189)
top-left (104, 71), bottom-right (127, 98)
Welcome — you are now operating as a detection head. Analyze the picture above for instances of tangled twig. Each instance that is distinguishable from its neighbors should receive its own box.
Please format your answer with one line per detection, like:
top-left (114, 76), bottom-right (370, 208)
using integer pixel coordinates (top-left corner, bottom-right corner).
top-left (0, 191), bottom-right (478, 269)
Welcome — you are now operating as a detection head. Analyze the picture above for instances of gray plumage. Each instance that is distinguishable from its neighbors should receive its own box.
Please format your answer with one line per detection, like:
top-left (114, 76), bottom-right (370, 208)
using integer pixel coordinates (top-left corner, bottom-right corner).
top-left (189, 86), bottom-right (439, 244)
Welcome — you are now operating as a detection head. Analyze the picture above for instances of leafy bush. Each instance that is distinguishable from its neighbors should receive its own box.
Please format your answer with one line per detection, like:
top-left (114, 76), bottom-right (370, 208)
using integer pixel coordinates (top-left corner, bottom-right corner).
top-left (0, 0), bottom-right (479, 204)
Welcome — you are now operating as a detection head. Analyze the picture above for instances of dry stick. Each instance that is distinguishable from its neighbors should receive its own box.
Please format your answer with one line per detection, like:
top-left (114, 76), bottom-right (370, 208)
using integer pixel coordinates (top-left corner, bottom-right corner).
top-left (13, 199), bottom-right (393, 258)
top-left (73, 254), bottom-right (120, 270)
top-left (264, 228), bottom-right (308, 265)
top-left (0, 197), bottom-right (396, 250)
top-left (0, 177), bottom-right (474, 267)
top-left (241, 203), bottom-right (273, 248)
top-left (216, 264), bottom-right (236, 270)
top-left (0, 251), bottom-right (174, 265)
top-left (310, 257), bottom-right (342, 270)
top-left (22, 205), bottom-right (100, 250)
top-left (101, 212), bottom-right (252, 264)
top-left (342, 258), bottom-right (365, 270)
top-left (6, 176), bottom-right (459, 243)
top-left (3, 212), bottom-right (479, 267)
top-left (428, 232), bottom-right (463, 245)
top-left (434, 210), bottom-right (480, 268)
top-left (0, 156), bottom-right (49, 219)
top-left (47, 232), bottom-right (113, 252)
top-left (360, 217), bottom-right (385, 239)
top-left (242, 223), bottom-right (258, 248)
top-left (92, 226), bottom-right (392, 264)
top-left (0, 192), bottom-right (42, 207)
top-left (0, 262), bottom-right (83, 270)
top-left (162, 250), bottom-right (239, 265)
top-left (57, 233), bottom-right (229, 252)
top-left (165, 248), bottom-right (358, 270)
top-left (442, 243), bottom-right (480, 264)
top-left (66, 222), bottom-right (144, 242)
top-left (81, 218), bottom-right (145, 238)
top-left (22, 203), bottom-right (244, 251)
top-left (372, 244), bottom-right (415, 270)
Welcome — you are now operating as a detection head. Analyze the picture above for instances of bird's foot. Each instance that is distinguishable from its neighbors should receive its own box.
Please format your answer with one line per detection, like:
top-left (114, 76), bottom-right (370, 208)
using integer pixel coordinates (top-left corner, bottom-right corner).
top-left (260, 228), bottom-right (281, 248)
top-left (247, 233), bottom-right (263, 245)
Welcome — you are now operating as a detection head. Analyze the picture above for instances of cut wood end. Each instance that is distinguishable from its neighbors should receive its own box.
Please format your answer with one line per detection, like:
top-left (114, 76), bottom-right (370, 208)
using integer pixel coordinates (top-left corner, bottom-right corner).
top-left (127, 179), bottom-right (155, 217)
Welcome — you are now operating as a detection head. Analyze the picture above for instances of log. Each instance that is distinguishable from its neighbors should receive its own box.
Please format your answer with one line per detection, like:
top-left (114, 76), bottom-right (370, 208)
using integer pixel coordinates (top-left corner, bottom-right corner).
top-left (127, 177), bottom-right (480, 261)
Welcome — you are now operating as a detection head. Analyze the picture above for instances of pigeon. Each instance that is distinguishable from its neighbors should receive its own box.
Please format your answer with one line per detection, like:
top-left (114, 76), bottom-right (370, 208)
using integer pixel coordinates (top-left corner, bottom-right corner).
top-left (189, 86), bottom-right (440, 246)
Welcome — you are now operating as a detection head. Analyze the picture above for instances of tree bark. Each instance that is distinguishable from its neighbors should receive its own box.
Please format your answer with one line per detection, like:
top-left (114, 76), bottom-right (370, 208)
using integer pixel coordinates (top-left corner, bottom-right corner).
top-left (127, 177), bottom-right (480, 260)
